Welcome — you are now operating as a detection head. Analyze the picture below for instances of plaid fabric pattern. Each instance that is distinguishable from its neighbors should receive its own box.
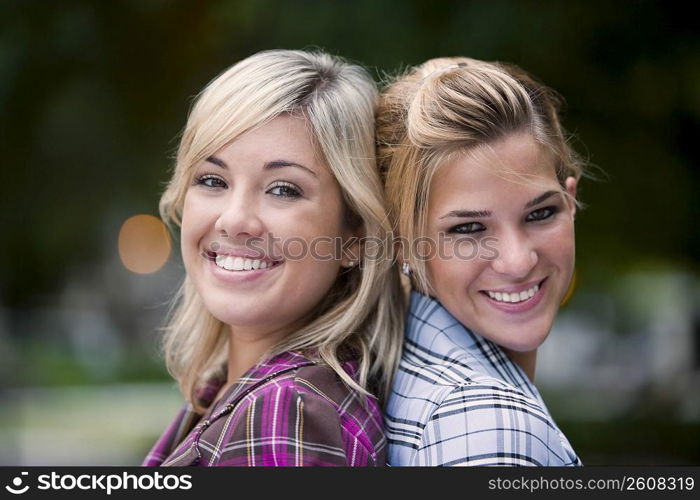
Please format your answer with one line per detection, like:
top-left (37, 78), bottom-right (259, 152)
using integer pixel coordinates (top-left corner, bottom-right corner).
top-left (143, 351), bottom-right (386, 466)
top-left (386, 291), bottom-right (581, 466)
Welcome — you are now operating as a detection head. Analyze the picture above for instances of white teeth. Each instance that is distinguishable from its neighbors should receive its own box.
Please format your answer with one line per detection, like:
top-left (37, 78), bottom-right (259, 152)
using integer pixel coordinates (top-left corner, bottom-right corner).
top-left (214, 254), bottom-right (273, 272)
top-left (487, 284), bottom-right (540, 304)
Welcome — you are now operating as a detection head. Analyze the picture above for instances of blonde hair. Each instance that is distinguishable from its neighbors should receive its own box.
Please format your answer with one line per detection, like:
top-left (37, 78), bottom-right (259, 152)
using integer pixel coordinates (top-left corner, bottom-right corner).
top-left (159, 49), bottom-right (405, 412)
top-left (377, 57), bottom-right (585, 295)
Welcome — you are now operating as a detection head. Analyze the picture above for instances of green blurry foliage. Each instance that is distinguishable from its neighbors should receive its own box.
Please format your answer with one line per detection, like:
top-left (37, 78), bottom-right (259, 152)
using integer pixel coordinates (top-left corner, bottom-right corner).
top-left (1, 0), bottom-right (698, 307)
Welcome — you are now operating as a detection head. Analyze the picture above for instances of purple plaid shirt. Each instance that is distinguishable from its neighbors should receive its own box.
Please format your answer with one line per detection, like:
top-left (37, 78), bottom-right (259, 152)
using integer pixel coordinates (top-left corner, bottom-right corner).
top-left (142, 351), bottom-right (386, 466)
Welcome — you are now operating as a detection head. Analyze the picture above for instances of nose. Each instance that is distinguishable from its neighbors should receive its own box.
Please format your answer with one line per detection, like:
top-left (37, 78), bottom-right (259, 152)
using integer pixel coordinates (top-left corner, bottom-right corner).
top-left (489, 229), bottom-right (538, 279)
top-left (214, 189), bottom-right (265, 239)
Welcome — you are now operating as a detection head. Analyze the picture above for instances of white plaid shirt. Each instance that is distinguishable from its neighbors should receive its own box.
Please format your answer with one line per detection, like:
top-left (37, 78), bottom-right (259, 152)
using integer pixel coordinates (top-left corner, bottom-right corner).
top-left (386, 290), bottom-right (582, 466)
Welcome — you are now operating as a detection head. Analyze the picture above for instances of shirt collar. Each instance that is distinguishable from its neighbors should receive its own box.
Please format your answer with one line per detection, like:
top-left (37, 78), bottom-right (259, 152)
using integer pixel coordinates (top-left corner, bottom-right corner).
top-left (195, 350), bottom-right (316, 412)
top-left (407, 290), bottom-right (539, 400)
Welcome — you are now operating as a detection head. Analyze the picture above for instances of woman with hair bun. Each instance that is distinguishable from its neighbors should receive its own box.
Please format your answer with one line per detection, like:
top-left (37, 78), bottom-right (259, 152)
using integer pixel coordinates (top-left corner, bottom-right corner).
top-left (143, 49), bottom-right (404, 467)
top-left (378, 57), bottom-right (583, 466)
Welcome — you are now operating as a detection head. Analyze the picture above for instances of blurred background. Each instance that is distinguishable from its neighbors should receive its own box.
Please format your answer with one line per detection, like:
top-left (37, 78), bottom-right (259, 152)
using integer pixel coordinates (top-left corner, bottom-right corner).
top-left (1, 0), bottom-right (698, 465)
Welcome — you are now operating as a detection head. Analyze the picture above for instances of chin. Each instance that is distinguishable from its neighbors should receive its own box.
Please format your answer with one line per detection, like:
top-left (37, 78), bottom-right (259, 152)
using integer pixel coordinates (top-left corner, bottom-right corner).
top-left (500, 335), bottom-right (548, 353)
top-left (203, 296), bottom-right (270, 327)
top-left (211, 312), bottom-right (261, 327)
top-left (492, 321), bottom-right (553, 352)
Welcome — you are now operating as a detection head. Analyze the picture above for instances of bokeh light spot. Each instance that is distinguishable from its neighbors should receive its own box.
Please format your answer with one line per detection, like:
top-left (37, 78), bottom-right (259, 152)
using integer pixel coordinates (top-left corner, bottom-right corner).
top-left (118, 214), bottom-right (171, 274)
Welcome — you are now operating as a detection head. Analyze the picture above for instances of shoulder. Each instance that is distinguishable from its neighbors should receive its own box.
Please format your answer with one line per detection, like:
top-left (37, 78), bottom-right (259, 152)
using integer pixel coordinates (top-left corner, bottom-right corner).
top-left (142, 402), bottom-right (194, 466)
top-left (389, 349), bottom-right (580, 466)
top-left (295, 363), bottom-right (386, 453)
top-left (230, 360), bottom-right (385, 466)
top-left (294, 363), bottom-right (360, 403)
top-left (416, 382), bottom-right (575, 466)
top-left (390, 328), bottom-right (505, 417)
top-left (429, 381), bottom-right (552, 433)
top-left (386, 347), bottom-right (506, 462)
top-left (246, 361), bottom-right (372, 410)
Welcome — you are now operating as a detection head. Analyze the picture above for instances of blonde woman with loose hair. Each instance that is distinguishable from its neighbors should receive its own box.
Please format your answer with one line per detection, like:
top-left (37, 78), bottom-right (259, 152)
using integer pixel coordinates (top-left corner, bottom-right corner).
top-left (378, 57), bottom-right (583, 466)
top-left (143, 49), bottom-right (404, 467)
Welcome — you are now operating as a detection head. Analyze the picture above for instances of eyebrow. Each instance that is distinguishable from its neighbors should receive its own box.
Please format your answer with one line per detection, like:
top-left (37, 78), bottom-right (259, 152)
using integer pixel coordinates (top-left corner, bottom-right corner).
top-left (440, 209), bottom-right (492, 219)
top-left (204, 156), bottom-right (225, 170)
top-left (264, 160), bottom-right (318, 178)
top-left (523, 190), bottom-right (559, 209)
top-left (439, 191), bottom-right (562, 220)
top-left (205, 156), bottom-right (318, 178)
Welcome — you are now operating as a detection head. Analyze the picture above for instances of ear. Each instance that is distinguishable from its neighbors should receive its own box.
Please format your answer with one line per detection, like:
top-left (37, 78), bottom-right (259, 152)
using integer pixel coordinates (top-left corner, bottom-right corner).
top-left (340, 223), bottom-right (364, 268)
top-left (394, 238), bottom-right (406, 267)
top-left (564, 176), bottom-right (578, 219)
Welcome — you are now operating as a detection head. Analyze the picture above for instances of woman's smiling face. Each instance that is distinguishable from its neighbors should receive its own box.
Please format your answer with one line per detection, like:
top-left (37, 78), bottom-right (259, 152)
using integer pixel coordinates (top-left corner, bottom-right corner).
top-left (425, 132), bottom-right (577, 352)
top-left (181, 115), bottom-right (352, 338)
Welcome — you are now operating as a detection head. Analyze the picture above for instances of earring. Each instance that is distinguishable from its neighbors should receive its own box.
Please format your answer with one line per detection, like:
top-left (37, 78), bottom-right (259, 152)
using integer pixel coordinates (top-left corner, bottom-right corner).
top-left (401, 262), bottom-right (411, 276)
top-left (345, 261), bottom-right (357, 268)
top-left (560, 269), bottom-right (577, 307)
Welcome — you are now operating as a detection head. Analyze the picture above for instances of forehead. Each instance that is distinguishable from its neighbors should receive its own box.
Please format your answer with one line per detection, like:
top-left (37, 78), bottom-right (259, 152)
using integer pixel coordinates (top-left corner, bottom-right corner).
top-left (429, 133), bottom-right (560, 208)
top-left (213, 115), bottom-right (321, 165)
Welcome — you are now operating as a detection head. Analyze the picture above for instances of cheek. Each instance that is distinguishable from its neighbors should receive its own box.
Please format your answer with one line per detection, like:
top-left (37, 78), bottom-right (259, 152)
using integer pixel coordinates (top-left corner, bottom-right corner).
top-left (180, 204), bottom-right (196, 250)
top-left (180, 196), bottom-right (212, 258)
top-left (545, 223), bottom-right (576, 267)
top-left (426, 249), bottom-right (485, 298)
top-left (281, 199), bottom-right (345, 241)
top-left (281, 238), bottom-right (342, 310)
top-left (265, 202), bottom-right (346, 271)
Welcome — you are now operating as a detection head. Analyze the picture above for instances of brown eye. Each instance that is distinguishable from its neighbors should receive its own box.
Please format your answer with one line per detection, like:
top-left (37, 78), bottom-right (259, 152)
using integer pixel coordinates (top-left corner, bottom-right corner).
top-left (449, 222), bottom-right (485, 234)
top-left (526, 206), bottom-right (557, 222)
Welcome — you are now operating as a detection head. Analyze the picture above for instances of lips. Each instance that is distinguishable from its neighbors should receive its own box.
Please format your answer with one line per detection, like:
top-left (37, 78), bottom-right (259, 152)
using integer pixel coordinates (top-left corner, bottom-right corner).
top-left (201, 245), bottom-right (284, 281)
top-left (214, 253), bottom-right (282, 272)
top-left (480, 278), bottom-right (547, 313)
top-left (482, 279), bottom-right (546, 304)
top-left (206, 253), bottom-right (283, 285)
top-left (203, 246), bottom-right (282, 264)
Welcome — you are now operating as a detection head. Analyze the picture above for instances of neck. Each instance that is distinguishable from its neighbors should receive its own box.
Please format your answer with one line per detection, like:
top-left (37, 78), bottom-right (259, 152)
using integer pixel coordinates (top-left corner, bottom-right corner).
top-left (501, 348), bottom-right (537, 382)
top-left (225, 324), bottom-right (291, 385)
